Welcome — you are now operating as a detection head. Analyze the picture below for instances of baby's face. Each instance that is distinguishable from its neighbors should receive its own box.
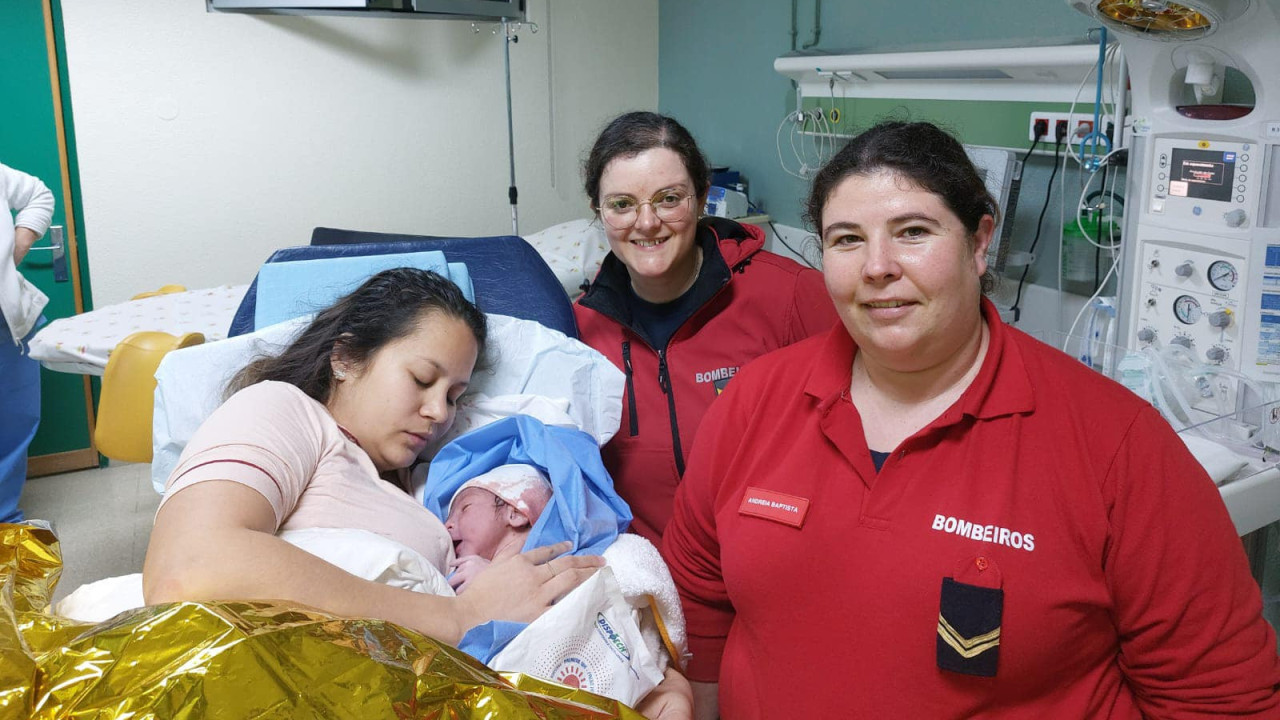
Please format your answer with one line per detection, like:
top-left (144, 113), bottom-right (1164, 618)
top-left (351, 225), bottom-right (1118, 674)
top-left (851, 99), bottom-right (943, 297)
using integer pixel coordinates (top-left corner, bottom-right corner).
top-left (445, 487), bottom-right (519, 560)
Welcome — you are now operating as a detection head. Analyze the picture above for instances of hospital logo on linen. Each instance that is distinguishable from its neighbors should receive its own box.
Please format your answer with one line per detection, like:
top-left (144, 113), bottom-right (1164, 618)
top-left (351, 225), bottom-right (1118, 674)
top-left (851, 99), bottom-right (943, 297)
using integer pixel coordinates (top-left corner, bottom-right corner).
top-left (552, 656), bottom-right (596, 690)
top-left (595, 612), bottom-right (631, 662)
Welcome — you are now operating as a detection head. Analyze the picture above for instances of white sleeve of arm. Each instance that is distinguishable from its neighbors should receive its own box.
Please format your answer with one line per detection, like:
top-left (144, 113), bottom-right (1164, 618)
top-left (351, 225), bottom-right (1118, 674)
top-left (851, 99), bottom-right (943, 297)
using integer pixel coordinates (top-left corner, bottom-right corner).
top-left (3, 163), bottom-right (55, 236)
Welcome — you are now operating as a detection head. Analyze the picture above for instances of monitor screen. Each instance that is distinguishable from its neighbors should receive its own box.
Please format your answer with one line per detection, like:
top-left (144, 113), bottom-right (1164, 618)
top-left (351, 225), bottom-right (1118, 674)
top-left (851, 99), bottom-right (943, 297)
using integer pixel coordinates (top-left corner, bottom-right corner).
top-left (1168, 148), bottom-right (1236, 203)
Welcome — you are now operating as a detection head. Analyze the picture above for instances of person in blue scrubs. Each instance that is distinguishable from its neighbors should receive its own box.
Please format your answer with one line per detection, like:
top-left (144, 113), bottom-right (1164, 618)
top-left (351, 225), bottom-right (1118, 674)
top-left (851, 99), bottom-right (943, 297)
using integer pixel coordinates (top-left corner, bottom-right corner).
top-left (1, 162), bottom-right (54, 524)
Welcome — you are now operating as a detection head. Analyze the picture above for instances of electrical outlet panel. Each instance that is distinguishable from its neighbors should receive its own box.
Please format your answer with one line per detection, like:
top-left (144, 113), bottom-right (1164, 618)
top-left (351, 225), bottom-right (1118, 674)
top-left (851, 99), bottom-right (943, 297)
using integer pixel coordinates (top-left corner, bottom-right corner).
top-left (1028, 111), bottom-right (1113, 143)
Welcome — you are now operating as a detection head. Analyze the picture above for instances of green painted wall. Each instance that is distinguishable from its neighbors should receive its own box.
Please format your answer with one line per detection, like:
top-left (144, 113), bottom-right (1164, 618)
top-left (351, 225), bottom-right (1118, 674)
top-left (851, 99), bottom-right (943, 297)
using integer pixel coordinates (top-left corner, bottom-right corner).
top-left (658, 0), bottom-right (1102, 291)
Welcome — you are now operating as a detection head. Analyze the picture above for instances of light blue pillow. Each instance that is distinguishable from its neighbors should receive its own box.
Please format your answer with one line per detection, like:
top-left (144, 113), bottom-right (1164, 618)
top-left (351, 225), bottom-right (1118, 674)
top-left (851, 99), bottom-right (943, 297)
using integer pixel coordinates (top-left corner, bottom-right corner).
top-left (254, 252), bottom-right (475, 330)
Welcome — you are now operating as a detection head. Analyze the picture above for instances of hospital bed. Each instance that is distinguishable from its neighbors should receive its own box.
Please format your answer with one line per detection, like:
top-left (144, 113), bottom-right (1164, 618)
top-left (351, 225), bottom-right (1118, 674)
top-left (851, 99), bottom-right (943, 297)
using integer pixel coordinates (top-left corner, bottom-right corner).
top-left (29, 230), bottom-right (588, 464)
top-left (2, 233), bottom-right (647, 719)
top-left (25, 221), bottom-right (601, 375)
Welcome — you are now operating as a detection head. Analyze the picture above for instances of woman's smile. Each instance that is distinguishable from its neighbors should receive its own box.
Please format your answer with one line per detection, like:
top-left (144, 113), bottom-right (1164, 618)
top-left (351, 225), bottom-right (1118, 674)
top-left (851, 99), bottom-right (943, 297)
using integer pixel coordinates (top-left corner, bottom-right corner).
top-left (631, 237), bottom-right (669, 249)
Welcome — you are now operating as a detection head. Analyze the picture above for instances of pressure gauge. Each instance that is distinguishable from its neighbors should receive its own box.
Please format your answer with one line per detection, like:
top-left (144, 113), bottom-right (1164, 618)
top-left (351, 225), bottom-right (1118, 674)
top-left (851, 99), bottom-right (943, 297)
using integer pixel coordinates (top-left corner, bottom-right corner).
top-left (1173, 295), bottom-right (1202, 324)
top-left (1208, 260), bottom-right (1238, 291)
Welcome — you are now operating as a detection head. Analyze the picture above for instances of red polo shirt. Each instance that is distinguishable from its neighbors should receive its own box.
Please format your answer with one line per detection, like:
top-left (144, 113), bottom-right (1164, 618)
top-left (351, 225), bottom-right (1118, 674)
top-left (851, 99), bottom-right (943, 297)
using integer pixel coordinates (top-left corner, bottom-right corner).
top-left (664, 299), bottom-right (1280, 718)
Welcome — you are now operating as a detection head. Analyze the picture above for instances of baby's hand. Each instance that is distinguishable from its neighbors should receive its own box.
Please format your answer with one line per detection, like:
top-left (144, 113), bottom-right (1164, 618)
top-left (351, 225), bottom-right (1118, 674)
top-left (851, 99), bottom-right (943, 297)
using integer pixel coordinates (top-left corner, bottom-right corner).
top-left (451, 542), bottom-right (604, 632)
top-left (448, 555), bottom-right (491, 593)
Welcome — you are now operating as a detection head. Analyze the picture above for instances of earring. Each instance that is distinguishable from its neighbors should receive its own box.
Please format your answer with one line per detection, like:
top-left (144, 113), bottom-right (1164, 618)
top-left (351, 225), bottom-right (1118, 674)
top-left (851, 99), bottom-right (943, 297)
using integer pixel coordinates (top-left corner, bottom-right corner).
top-left (333, 368), bottom-right (347, 381)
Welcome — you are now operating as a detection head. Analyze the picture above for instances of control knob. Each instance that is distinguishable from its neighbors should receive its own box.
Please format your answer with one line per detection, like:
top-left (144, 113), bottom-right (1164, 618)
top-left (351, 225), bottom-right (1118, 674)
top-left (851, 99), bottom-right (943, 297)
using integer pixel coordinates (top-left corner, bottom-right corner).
top-left (1224, 209), bottom-right (1248, 228)
top-left (1206, 346), bottom-right (1228, 363)
top-left (1175, 261), bottom-right (1195, 278)
top-left (1170, 336), bottom-right (1194, 350)
top-left (1208, 310), bottom-right (1233, 328)
top-left (1137, 327), bottom-right (1157, 343)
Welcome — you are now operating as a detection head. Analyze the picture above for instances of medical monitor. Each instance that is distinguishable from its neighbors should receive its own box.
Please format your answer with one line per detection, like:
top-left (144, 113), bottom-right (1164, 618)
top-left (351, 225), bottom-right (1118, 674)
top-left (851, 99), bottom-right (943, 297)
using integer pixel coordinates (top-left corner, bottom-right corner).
top-left (1168, 148), bottom-right (1237, 203)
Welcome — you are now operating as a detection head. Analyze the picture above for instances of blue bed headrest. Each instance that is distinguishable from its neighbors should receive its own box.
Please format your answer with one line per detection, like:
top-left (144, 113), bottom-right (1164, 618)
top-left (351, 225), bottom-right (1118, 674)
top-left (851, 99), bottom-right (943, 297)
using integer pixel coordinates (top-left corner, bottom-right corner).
top-left (227, 231), bottom-right (577, 339)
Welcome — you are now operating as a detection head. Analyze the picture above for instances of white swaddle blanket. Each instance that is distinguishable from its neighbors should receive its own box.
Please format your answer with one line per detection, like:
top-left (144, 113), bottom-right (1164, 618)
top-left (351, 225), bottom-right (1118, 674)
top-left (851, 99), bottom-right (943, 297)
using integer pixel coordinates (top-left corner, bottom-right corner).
top-left (488, 533), bottom-right (688, 707)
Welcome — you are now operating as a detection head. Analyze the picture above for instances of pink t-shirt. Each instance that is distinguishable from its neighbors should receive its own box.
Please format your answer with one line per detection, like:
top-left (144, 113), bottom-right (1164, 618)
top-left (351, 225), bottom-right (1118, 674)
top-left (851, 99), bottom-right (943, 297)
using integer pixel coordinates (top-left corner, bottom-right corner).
top-left (163, 381), bottom-right (454, 572)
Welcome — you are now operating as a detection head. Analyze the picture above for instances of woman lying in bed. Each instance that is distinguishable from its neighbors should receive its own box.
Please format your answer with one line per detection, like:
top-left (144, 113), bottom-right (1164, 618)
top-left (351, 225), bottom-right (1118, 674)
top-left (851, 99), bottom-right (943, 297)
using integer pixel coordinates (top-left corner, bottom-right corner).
top-left (142, 267), bottom-right (602, 647)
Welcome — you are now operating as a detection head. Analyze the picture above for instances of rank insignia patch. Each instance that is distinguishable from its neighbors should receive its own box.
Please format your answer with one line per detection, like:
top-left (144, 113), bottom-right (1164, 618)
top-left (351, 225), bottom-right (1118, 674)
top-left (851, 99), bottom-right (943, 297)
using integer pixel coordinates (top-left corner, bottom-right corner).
top-left (936, 577), bottom-right (1002, 677)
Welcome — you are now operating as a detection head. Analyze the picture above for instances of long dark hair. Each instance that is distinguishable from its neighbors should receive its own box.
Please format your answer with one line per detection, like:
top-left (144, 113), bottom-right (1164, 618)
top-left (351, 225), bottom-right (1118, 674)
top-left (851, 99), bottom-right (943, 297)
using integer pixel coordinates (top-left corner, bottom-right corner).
top-left (583, 111), bottom-right (711, 208)
top-left (805, 121), bottom-right (999, 293)
top-left (227, 267), bottom-right (487, 402)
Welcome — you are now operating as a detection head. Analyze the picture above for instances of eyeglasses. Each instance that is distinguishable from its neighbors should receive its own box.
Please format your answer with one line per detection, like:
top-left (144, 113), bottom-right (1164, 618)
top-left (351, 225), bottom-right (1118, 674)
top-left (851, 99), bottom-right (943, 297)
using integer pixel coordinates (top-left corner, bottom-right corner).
top-left (596, 190), bottom-right (694, 230)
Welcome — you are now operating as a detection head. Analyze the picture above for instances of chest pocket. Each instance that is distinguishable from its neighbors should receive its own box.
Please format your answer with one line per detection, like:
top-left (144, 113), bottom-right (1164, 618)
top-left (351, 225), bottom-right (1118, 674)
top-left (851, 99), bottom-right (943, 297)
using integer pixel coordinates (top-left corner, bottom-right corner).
top-left (936, 555), bottom-right (1003, 678)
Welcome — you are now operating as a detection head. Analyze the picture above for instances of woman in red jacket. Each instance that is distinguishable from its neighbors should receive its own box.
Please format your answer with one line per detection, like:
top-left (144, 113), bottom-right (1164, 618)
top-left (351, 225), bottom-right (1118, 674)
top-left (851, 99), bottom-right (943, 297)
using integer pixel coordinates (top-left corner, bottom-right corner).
top-left (573, 112), bottom-right (838, 544)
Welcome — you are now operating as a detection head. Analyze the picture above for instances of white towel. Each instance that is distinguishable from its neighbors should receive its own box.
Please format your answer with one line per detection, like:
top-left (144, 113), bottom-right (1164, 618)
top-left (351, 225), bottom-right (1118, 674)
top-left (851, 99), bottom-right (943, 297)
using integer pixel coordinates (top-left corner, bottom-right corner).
top-left (602, 533), bottom-right (689, 668)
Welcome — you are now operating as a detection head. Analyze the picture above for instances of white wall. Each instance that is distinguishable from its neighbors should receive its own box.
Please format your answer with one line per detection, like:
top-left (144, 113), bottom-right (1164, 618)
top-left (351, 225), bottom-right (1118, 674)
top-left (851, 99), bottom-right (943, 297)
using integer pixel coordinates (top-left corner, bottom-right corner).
top-left (60, 0), bottom-right (658, 307)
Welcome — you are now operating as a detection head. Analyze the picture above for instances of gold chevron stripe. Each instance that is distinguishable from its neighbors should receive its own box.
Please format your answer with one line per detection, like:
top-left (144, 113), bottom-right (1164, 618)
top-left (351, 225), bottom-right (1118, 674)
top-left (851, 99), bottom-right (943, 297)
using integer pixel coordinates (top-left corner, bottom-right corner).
top-left (938, 615), bottom-right (1001, 648)
top-left (937, 615), bottom-right (1001, 659)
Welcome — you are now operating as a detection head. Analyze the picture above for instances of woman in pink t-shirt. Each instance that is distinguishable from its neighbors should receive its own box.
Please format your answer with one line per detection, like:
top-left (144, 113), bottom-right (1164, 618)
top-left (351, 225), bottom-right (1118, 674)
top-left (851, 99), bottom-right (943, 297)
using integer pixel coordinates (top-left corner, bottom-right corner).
top-left (143, 267), bottom-right (602, 647)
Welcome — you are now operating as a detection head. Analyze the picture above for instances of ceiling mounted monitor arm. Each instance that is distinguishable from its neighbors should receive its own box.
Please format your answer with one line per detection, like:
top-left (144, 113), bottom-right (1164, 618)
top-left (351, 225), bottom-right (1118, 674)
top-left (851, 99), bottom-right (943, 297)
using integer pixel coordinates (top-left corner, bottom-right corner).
top-left (205, 0), bottom-right (527, 22)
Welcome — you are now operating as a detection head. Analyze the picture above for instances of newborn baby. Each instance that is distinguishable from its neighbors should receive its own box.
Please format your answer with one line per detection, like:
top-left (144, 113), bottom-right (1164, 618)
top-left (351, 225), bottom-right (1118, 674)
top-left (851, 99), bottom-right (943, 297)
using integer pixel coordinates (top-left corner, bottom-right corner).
top-left (444, 463), bottom-right (553, 592)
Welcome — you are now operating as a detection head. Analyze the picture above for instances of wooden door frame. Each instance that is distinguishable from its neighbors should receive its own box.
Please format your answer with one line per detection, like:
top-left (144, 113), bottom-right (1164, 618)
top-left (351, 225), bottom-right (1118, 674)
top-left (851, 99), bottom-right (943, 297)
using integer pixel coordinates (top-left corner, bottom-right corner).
top-left (27, 0), bottom-right (98, 477)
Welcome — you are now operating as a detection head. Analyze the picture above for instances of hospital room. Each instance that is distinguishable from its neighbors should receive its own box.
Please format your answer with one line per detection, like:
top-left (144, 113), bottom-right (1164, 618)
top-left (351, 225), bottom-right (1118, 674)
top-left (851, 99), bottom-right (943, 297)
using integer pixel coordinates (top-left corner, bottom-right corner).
top-left (4, 0), bottom-right (1280, 716)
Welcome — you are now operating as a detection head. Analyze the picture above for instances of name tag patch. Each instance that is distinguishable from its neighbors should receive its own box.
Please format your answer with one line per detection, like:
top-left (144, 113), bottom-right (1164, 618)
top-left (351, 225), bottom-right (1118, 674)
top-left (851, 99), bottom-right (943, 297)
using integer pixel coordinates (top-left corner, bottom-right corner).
top-left (739, 487), bottom-right (810, 528)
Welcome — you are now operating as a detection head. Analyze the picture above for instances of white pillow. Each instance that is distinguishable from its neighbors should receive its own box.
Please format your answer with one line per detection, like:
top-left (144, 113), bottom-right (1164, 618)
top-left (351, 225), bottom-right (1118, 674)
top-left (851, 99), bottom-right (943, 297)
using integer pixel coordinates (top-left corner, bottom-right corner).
top-left (523, 218), bottom-right (611, 299)
top-left (151, 314), bottom-right (624, 493)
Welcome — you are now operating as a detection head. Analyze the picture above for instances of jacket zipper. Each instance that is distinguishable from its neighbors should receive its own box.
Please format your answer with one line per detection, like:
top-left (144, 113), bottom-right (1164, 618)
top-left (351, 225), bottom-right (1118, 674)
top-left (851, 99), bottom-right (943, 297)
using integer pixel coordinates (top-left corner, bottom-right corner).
top-left (657, 349), bottom-right (686, 476)
top-left (622, 341), bottom-right (639, 436)
top-left (585, 234), bottom-right (750, 478)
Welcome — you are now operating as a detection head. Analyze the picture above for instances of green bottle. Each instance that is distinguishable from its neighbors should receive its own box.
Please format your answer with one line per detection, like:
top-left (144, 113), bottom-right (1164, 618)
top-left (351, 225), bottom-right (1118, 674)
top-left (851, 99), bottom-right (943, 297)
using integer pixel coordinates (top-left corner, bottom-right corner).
top-left (1061, 213), bottom-right (1119, 296)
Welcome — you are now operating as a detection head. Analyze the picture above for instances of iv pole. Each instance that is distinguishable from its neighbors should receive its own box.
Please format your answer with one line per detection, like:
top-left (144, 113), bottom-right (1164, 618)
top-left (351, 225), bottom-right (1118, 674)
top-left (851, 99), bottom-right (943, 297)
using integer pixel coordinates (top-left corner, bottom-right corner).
top-left (502, 18), bottom-right (518, 235)
top-left (478, 18), bottom-right (536, 235)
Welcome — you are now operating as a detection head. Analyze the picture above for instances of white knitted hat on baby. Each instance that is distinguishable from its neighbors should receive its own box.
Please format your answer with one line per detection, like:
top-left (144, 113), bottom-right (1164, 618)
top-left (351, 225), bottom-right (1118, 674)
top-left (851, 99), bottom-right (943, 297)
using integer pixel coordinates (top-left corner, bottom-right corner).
top-left (449, 463), bottom-right (553, 524)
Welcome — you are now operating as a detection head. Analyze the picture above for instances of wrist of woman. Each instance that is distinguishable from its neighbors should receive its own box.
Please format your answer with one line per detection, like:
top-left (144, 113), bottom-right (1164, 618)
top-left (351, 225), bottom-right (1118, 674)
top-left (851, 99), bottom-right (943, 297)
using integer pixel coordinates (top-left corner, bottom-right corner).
top-left (444, 594), bottom-right (482, 645)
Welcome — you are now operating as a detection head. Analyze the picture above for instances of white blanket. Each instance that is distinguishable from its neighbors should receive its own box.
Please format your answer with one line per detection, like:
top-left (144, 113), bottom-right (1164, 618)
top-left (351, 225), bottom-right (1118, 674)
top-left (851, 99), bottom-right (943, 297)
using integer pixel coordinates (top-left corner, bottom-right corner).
top-left (54, 528), bottom-right (454, 623)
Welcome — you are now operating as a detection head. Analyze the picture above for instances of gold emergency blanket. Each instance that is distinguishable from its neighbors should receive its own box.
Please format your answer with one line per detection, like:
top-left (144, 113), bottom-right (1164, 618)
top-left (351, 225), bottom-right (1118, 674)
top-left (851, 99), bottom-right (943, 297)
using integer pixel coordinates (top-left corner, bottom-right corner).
top-left (0, 523), bottom-right (644, 719)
